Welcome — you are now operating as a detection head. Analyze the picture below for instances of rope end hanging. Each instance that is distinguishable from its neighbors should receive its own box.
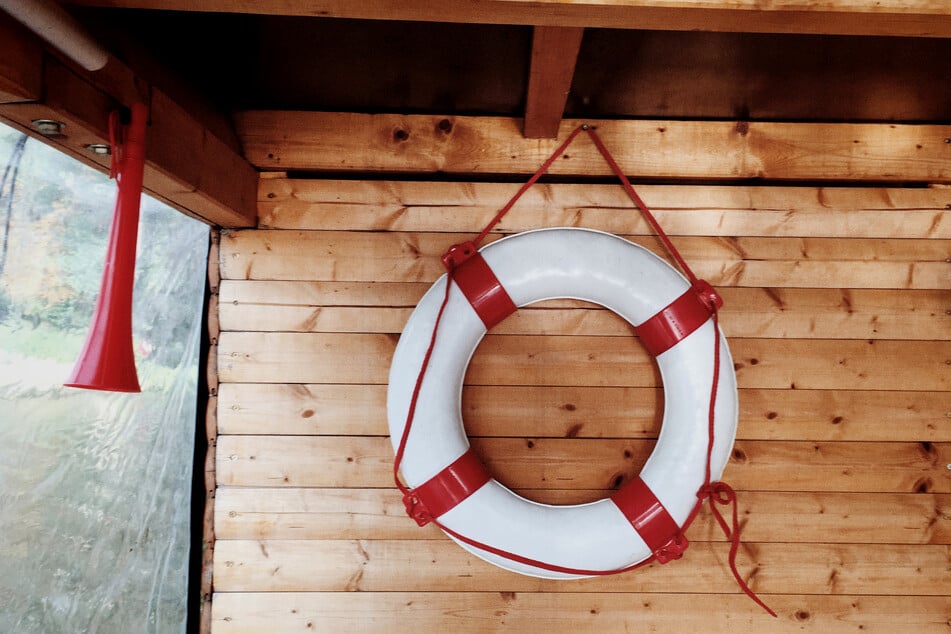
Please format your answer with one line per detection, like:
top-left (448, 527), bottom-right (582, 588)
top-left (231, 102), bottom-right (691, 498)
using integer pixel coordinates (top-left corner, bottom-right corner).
top-left (700, 481), bottom-right (777, 618)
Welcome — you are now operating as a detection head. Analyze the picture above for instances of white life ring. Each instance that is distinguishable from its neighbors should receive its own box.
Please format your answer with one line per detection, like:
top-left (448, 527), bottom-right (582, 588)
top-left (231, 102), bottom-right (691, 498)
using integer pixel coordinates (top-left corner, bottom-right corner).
top-left (388, 227), bottom-right (738, 579)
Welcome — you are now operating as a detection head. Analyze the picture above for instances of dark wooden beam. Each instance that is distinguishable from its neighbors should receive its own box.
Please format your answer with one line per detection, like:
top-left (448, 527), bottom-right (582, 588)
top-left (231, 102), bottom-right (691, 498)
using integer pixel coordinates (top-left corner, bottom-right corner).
top-left (523, 26), bottom-right (584, 139)
top-left (0, 14), bottom-right (256, 227)
top-left (0, 13), bottom-right (43, 103)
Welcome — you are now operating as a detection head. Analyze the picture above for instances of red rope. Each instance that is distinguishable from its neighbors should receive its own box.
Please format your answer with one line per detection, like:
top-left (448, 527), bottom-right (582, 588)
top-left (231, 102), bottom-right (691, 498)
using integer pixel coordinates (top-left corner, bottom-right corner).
top-left (393, 124), bottom-right (775, 616)
top-left (473, 124), bottom-right (586, 247)
top-left (583, 126), bottom-right (697, 283)
top-left (698, 313), bottom-right (778, 618)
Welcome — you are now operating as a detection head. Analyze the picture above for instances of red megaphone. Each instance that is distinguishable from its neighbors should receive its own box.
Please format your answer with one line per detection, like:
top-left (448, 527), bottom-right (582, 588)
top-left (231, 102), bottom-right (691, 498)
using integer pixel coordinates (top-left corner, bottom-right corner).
top-left (65, 102), bottom-right (148, 392)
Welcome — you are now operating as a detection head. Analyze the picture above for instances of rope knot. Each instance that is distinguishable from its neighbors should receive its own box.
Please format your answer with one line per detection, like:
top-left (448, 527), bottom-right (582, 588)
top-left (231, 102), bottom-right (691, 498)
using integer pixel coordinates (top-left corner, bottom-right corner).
top-left (698, 481), bottom-right (736, 505)
top-left (699, 479), bottom-right (778, 618)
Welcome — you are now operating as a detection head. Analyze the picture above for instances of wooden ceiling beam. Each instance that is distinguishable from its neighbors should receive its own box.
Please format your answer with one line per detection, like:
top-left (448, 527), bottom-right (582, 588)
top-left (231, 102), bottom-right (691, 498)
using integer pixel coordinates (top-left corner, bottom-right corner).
top-left (66, 0), bottom-right (951, 38)
top-left (0, 12), bottom-right (256, 227)
top-left (0, 13), bottom-right (43, 103)
top-left (523, 26), bottom-right (584, 139)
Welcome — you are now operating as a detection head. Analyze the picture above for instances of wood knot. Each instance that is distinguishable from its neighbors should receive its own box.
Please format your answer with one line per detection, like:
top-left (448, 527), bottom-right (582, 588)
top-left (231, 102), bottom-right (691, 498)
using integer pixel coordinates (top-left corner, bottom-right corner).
top-left (393, 128), bottom-right (410, 142)
top-left (437, 118), bottom-right (453, 133)
top-left (913, 477), bottom-right (933, 493)
top-left (735, 121), bottom-right (749, 136)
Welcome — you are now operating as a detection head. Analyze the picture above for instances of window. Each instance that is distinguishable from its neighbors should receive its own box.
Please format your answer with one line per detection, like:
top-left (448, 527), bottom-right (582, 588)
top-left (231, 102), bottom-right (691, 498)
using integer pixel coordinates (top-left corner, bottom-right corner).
top-left (0, 122), bottom-right (208, 632)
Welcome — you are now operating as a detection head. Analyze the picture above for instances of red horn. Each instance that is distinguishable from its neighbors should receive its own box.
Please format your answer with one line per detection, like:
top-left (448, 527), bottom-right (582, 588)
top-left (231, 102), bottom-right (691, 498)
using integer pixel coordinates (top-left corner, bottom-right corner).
top-left (65, 102), bottom-right (148, 392)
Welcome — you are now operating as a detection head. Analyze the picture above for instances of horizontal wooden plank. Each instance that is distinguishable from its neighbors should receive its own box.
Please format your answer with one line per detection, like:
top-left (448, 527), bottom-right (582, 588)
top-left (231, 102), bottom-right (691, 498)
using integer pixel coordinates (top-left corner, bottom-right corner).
top-left (211, 591), bottom-right (951, 633)
top-left (213, 539), bottom-right (951, 594)
top-left (219, 230), bottom-right (950, 289)
top-left (216, 384), bottom-right (951, 442)
top-left (235, 113), bottom-right (951, 182)
top-left (215, 436), bottom-right (950, 493)
top-left (217, 332), bottom-right (951, 391)
top-left (68, 0), bottom-right (951, 38)
top-left (214, 487), bottom-right (951, 544)
top-left (258, 179), bottom-right (951, 239)
top-left (218, 282), bottom-right (949, 341)
top-left (221, 230), bottom-right (951, 266)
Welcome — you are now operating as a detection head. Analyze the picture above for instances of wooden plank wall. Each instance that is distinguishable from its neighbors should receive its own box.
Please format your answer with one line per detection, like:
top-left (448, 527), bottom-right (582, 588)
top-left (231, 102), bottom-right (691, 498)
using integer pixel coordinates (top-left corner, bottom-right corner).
top-left (210, 124), bottom-right (950, 631)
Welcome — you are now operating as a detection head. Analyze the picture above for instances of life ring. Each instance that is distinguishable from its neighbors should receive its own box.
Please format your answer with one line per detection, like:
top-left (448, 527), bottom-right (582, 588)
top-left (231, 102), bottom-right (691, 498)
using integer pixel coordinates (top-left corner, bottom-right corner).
top-left (387, 227), bottom-right (738, 579)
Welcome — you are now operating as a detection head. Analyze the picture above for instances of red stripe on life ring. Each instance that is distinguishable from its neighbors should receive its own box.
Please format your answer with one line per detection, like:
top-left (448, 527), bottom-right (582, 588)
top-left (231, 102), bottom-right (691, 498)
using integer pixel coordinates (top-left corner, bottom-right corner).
top-left (443, 242), bottom-right (517, 330)
top-left (636, 280), bottom-right (722, 357)
top-left (403, 449), bottom-right (491, 526)
top-left (611, 477), bottom-right (687, 563)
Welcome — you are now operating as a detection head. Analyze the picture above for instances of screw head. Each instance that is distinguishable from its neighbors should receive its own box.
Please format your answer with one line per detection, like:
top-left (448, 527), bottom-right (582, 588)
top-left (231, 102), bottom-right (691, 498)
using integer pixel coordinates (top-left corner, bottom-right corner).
top-left (85, 143), bottom-right (111, 156)
top-left (31, 119), bottom-right (65, 136)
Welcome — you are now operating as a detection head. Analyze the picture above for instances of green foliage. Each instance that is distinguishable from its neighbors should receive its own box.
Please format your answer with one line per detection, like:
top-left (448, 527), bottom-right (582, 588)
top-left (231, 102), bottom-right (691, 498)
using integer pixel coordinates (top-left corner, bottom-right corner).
top-left (0, 323), bottom-right (83, 362)
top-left (0, 127), bottom-right (209, 365)
top-left (0, 121), bottom-right (205, 633)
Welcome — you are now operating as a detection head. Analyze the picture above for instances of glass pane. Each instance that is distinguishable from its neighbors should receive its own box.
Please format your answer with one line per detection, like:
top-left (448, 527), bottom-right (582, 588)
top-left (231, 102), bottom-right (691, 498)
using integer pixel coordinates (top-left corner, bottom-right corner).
top-left (0, 123), bottom-right (208, 632)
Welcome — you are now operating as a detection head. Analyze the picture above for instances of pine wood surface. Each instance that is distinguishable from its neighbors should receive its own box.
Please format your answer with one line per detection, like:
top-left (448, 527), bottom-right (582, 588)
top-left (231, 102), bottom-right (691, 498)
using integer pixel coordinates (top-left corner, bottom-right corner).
top-left (212, 176), bottom-right (950, 631)
top-left (217, 332), bottom-right (950, 391)
top-left (210, 592), bottom-right (950, 634)
top-left (219, 230), bottom-right (949, 289)
top-left (215, 435), bottom-right (949, 494)
top-left (214, 487), bottom-right (951, 544)
top-left (523, 27), bottom-right (584, 139)
top-left (257, 179), bottom-right (951, 238)
top-left (217, 383), bottom-right (949, 442)
top-left (234, 113), bottom-right (951, 182)
top-left (213, 539), bottom-right (949, 595)
top-left (219, 282), bottom-right (948, 340)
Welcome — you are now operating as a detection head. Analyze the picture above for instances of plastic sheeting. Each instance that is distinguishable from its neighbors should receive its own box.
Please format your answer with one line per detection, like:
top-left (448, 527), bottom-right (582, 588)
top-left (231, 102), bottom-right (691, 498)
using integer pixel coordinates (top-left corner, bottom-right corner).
top-left (0, 125), bottom-right (208, 632)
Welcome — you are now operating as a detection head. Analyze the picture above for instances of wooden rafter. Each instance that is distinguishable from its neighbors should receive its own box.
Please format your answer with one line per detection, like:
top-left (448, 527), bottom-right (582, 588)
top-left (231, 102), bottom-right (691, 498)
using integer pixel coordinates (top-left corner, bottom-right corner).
top-left (0, 14), bottom-right (42, 103)
top-left (523, 26), bottom-right (584, 139)
top-left (0, 12), bottom-right (256, 227)
top-left (66, 0), bottom-right (951, 38)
